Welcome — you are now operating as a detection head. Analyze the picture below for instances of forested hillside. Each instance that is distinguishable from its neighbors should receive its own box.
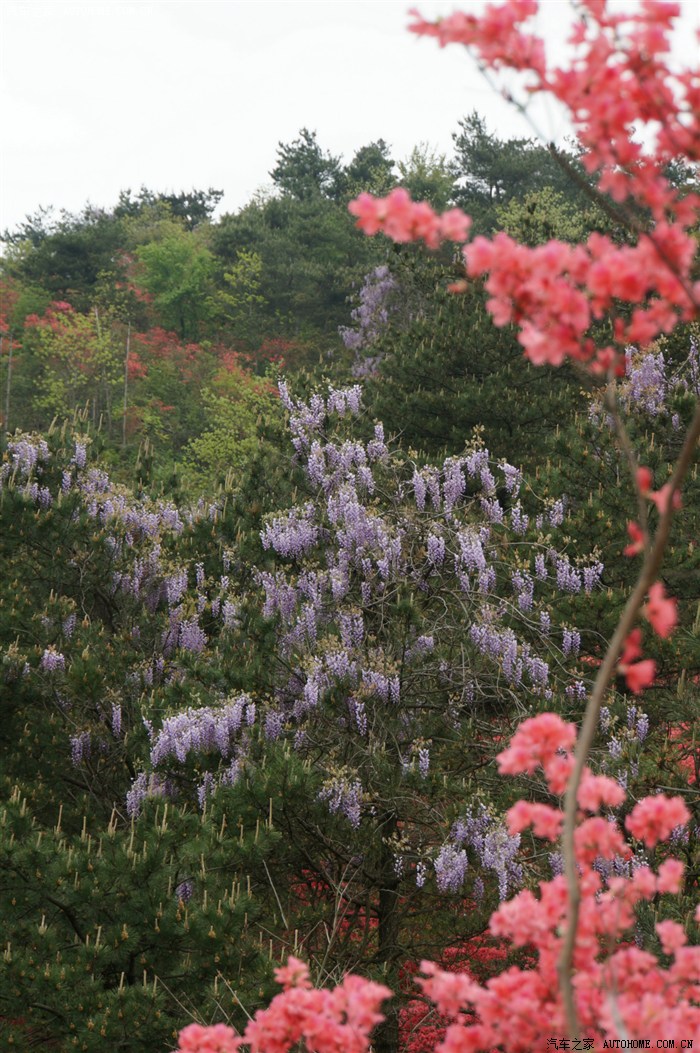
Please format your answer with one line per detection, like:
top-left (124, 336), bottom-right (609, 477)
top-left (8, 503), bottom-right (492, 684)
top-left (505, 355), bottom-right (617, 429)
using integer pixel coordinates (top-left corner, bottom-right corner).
top-left (0, 119), bottom-right (601, 482)
top-left (1, 74), bottom-right (699, 1053)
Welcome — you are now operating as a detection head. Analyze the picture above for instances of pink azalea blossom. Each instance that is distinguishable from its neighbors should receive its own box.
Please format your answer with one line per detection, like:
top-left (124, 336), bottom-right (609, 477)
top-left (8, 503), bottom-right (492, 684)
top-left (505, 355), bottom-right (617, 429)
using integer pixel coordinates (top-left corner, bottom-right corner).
top-left (174, 1023), bottom-right (241, 1053)
top-left (496, 713), bottom-right (577, 775)
top-left (644, 581), bottom-right (678, 638)
top-left (623, 520), bottom-right (646, 557)
top-left (656, 858), bottom-right (685, 894)
top-left (506, 800), bottom-right (563, 840)
top-left (625, 794), bottom-right (690, 848)
top-left (656, 920), bottom-right (687, 955)
top-left (650, 481), bottom-right (683, 515)
top-left (617, 629), bottom-right (657, 694)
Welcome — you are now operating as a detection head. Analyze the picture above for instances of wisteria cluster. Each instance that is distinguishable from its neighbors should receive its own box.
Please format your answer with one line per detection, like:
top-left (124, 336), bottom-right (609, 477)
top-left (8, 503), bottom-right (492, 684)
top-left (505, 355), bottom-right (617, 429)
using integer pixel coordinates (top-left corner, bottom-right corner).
top-left (85, 378), bottom-right (608, 929)
top-left (1, 434), bottom-right (52, 506)
top-left (233, 382), bottom-right (606, 909)
top-left (417, 804), bottom-right (523, 900)
top-left (318, 775), bottom-right (364, 829)
top-left (0, 432), bottom-right (242, 679)
top-left (166, 1), bottom-right (700, 1049)
top-left (338, 265), bottom-right (399, 377)
top-left (124, 696), bottom-right (258, 816)
top-left (589, 339), bottom-right (700, 426)
top-left (3, 388), bottom-right (603, 892)
top-left (149, 695), bottom-right (255, 767)
top-left (598, 701), bottom-right (651, 794)
top-left (447, 804), bottom-right (522, 901)
top-left (0, 430), bottom-right (256, 803)
top-left (339, 266), bottom-right (396, 352)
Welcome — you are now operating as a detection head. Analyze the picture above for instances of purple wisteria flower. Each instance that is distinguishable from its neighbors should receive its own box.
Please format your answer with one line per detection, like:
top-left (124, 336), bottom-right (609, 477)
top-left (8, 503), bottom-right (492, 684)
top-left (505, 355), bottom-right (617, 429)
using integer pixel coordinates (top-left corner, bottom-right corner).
top-left (510, 503), bottom-right (529, 535)
top-left (562, 628), bottom-right (581, 657)
top-left (434, 844), bottom-right (468, 893)
top-left (179, 619), bottom-right (207, 654)
top-left (149, 695), bottom-right (253, 767)
top-left (549, 852), bottom-right (564, 877)
top-left (40, 648), bottom-right (65, 673)
top-left (7, 436), bottom-right (50, 477)
top-left (175, 880), bottom-right (194, 903)
top-left (418, 747), bottom-right (430, 778)
top-left (261, 503), bottom-right (319, 558)
top-left (500, 462), bottom-right (522, 494)
top-left (72, 441), bottom-right (87, 469)
top-left (339, 265), bottom-right (397, 375)
top-left (623, 346), bottom-right (667, 416)
top-left (165, 569), bottom-right (188, 607)
top-left (451, 805), bottom-right (522, 900)
top-left (426, 533), bottom-right (445, 566)
top-left (549, 499), bottom-right (565, 527)
top-left (318, 776), bottom-right (363, 828)
top-left (512, 570), bottom-right (534, 612)
top-left (349, 698), bottom-right (368, 737)
top-left (635, 712), bottom-right (649, 742)
top-left (70, 731), bottom-right (91, 766)
top-left (197, 772), bottom-right (215, 809)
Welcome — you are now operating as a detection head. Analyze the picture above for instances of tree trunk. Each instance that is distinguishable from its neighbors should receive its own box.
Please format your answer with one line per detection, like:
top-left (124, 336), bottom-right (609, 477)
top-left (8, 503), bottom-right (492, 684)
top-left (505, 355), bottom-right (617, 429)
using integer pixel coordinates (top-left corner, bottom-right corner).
top-left (3, 333), bottom-right (13, 432)
top-left (123, 322), bottom-right (131, 449)
top-left (372, 813), bottom-right (401, 1053)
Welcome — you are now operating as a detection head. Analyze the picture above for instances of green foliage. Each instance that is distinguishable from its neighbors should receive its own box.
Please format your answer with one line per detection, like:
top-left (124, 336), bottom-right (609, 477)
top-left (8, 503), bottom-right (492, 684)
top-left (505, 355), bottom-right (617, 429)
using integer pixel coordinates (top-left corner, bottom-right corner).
top-left (270, 128), bottom-right (344, 202)
top-left (452, 112), bottom-right (588, 232)
top-left (20, 304), bottom-right (124, 427)
top-left (0, 788), bottom-right (276, 1051)
top-left (1, 204), bottom-right (126, 312)
top-left (181, 365), bottom-right (279, 488)
top-left (211, 192), bottom-right (384, 339)
top-left (215, 250), bottom-right (267, 335)
top-left (135, 224), bottom-right (217, 341)
top-left (397, 144), bottom-right (455, 211)
top-left (495, 186), bottom-right (606, 246)
top-left (361, 253), bottom-right (585, 469)
top-left (343, 140), bottom-right (397, 198)
top-left (114, 187), bottom-right (224, 231)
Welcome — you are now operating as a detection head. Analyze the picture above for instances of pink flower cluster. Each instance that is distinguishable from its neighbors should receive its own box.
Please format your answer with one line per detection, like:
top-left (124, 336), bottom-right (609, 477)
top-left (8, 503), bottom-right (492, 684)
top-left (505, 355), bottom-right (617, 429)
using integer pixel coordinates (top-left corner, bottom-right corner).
top-left (625, 794), bottom-right (691, 849)
top-left (408, 0), bottom-right (545, 74)
top-left (176, 1024), bottom-right (240, 1053)
top-left (613, 573), bottom-right (678, 696)
top-left (615, 464), bottom-right (682, 693)
top-left (415, 715), bottom-right (696, 1047)
top-left (349, 188), bottom-right (470, 249)
top-left (172, 958), bottom-right (391, 1053)
top-left (173, 715), bottom-right (695, 1053)
top-left (463, 228), bottom-right (697, 371)
top-left (409, 1), bottom-right (700, 220)
top-left (350, 1), bottom-right (699, 371)
top-left (617, 628), bottom-right (657, 695)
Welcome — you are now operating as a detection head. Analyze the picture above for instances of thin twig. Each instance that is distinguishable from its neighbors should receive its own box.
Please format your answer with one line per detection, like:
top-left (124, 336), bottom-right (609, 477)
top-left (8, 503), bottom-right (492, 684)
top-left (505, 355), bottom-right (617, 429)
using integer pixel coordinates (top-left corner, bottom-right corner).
top-left (558, 398), bottom-right (700, 1035)
top-left (604, 379), bottom-right (650, 551)
top-left (262, 858), bottom-right (288, 930)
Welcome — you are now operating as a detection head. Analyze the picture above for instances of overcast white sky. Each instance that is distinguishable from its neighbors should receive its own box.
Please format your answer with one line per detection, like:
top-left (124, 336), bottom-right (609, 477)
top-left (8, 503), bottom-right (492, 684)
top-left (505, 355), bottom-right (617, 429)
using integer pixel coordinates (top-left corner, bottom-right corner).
top-left (1, 0), bottom-right (698, 234)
